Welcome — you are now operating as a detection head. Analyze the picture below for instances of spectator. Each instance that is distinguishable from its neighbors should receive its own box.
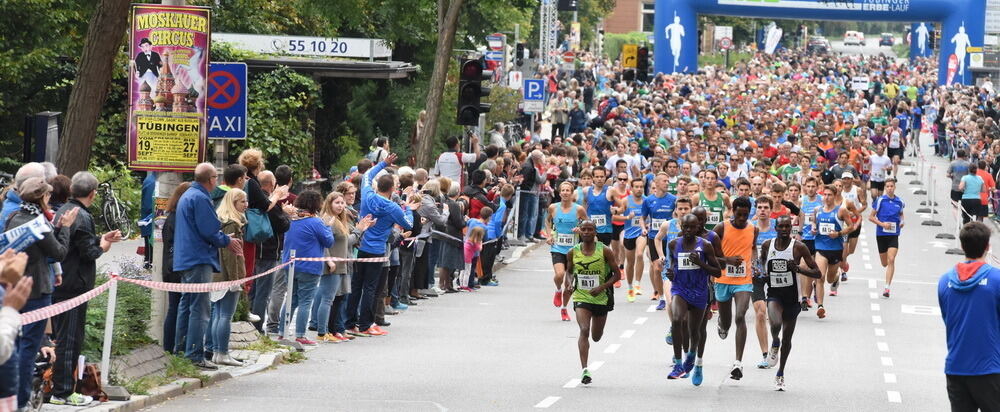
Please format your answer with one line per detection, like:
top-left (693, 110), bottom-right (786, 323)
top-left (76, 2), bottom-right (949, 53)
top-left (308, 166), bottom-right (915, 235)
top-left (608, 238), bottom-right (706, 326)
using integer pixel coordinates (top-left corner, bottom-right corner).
top-left (210, 163), bottom-right (247, 208)
top-left (49, 172), bottom-right (122, 406)
top-left (314, 192), bottom-right (371, 342)
top-left (265, 165), bottom-right (298, 335)
top-left (161, 182), bottom-right (191, 353)
top-left (239, 149), bottom-right (272, 293)
top-left (278, 190), bottom-right (333, 345)
top-left (174, 163), bottom-right (242, 369)
top-left (0, 252), bottom-right (31, 365)
top-left (0, 162), bottom-right (45, 224)
top-left (462, 169), bottom-right (497, 219)
top-left (518, 150), bottom-right (546, 242)
top-left (206, 189), bottom-right (248, 366)
top-left (47, 175), bottom-right (70, 212)
top-left (249, 170), bottom-right (291, 333)
top-left (432, 135), bottom-right (480, 187)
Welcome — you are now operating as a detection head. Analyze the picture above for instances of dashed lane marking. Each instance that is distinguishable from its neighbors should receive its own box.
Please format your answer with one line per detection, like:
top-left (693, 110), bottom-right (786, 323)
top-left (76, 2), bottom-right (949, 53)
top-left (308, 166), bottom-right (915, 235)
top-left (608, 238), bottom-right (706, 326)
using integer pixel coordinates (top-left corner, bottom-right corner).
top-left (604, 344), bottom-right (622, 354)
top-left (869, 292), bottom-right (879, 299)
top-left (646, 304), bottom-right (657, 313)
top-left (634, 317), bottom-right (648, 325)
top-left (563, 379), bottom-right (580, 388)
top-left (874, 328), bottom-right (886, 336)
top-left (887, 391), bottom-right (902, 403)
top-left (881, 357), bottom-right (894, 366)
top-left (872, 315), bottom-right (883, 324)
top-left (871, 303), bottom-right (881, 311)
top-left (853, 276), bottom-right (936, 286)
top-left (877, 342), bottom-right (890, 352)
top-left (534, 396), bottom-right (561, 408)
top-left (884, 373), bottom-right (897, 383)
top-left (862, 254), bottom-right (871, 261)
top-left (620, 329), bottom-right (636, 339)
top-left (589, 361), bottom-right (605, 371)
top-left (865, 263), bottom-right (873, 270)
top-left (868, 279), bottom-right (877, 289)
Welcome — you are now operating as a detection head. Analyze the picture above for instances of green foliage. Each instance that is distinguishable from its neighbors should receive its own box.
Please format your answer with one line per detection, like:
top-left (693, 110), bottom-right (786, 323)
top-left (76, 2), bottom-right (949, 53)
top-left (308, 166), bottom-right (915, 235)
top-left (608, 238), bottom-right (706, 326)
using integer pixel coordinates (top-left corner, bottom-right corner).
top-left (284, 350), bottom-right (306, 363)
top-left (83, 274), bottom-right (155, 361)
top-left (116, 354), bottom-right (207, 395)
top-left (892, 43), bottom-right (910, 58)
top-left (603, 32), bottom-right (650, 61)
top-left (329, 132), bottom-right (365, 176)
top-left (189, 0), bottom-right (332, 36)
top-left (700, 52), bottom-right (753, 68)
top-left (243, 335), bottom-right (285, 353)
top-left (484, 87), bottom-right (522, 126)
top-left (89, 162), bottom-right (142, 237)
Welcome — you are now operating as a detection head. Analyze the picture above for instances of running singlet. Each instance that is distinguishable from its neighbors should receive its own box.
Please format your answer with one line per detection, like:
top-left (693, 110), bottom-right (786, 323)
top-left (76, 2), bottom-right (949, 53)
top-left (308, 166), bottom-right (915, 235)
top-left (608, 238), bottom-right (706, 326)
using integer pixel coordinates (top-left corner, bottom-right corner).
top-left (667, 177), bottom-right (679, 195)
top-left (551, 204), bottom-right (581, 255)
top-left (755, 220), bottom-right (777, 258)
top-left (870, 155), bottom-right (891, 182)
top-left (801, 195), bottom-right (824, 241)
top-left (643, 192), bottom-right (677, 239)
top-left (623, 196), bottom-right (644, 239)
top-left (671, 237), bottom-right (710, 309)
top-left (574, 187), bottom-right (588, 207)
top-left (586, 186), bottom-right (613, 234)
top-left (612, 190), bottom-right (629, 227)
top-left (873, 195), bottom-right (904, 237)
top-left (571, 242), bottom-right (611, 305)
top-left (718, 221), bottom-right (754, 285)
top-left (764, 239), bottom-right (799, 298)
top-left (699, 191), bottom-right (725, 229)
top-left (815, 205), bottom-right (845, 251)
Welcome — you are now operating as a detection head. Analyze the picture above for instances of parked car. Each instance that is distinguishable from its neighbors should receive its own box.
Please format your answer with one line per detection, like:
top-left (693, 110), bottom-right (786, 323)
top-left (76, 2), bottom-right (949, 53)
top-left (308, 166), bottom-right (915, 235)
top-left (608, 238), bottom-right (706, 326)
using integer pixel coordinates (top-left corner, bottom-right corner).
top-left (807, 35), bottom-right (831, 53)
top-left (844, 31), bottom-right (865, 46)
top-left (879, 33), bottom-right (895, 46)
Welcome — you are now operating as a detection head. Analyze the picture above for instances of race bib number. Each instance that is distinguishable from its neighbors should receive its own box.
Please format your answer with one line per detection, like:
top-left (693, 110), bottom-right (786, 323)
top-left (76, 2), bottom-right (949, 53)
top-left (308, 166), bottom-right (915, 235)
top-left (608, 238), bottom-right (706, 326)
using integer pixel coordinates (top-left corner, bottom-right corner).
top-left (804, 213), bottom-right (815, 226)
top-left (708, 212), bottom-right (722, 224)
top-left (818, 222), bottom-right (835, 235)
top-left (631, 216), bottom-right (641, 227)
top-left (556, 233), bottom-right (575, 247)
top-left (590, 214), bottom-right (607, 227)
top-left (726, 263), bottom-right (747, 277)
top-left (577, 275), bottom-right (599, 290)
top-left (871, 169), bottom-right (885, 180)
top-left (651, 218), bottom-right (667, 230)
top-left (769, 269), bottom-right (794, 288)
top-left (676, 252), bottom-right (698, 270)
top-left (884, 222), bottom-right (897, 234)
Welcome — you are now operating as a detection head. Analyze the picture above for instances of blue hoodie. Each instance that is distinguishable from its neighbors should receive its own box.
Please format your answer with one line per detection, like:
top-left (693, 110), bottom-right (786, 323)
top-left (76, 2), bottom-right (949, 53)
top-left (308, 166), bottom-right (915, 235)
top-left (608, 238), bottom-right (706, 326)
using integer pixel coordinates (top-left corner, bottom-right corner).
top-left (486, 199), bottom-right (508, 240)
top-left (0, 189), bottom-right (22, 226)
top-left (937, 261), bottom-right (1000, 376)
top-left (359, 178), bottom-right (412, 255)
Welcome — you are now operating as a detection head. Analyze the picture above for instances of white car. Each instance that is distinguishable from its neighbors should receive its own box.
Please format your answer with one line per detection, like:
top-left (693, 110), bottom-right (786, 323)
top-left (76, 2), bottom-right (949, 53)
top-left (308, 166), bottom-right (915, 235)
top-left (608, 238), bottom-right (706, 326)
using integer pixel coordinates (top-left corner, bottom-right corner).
top-left (844, 31), bottom-right (865, 46)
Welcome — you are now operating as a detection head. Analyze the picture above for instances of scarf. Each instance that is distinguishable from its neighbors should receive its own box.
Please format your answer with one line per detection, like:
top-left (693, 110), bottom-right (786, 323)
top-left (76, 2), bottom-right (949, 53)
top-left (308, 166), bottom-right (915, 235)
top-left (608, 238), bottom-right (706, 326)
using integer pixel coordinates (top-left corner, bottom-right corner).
top-left (19, 201), bottom-right (43, 217)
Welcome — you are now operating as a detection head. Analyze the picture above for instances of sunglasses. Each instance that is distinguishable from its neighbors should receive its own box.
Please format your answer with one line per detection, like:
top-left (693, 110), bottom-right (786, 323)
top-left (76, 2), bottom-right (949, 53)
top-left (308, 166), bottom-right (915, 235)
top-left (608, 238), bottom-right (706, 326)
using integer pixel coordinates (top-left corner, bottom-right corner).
top-left (618, 178), bottom-right (628, 181)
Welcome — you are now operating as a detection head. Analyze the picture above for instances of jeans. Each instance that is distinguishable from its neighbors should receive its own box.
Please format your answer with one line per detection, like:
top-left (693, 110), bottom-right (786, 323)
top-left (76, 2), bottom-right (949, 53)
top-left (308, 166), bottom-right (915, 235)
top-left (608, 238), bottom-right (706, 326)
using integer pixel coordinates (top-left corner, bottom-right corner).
top-left (207, 290), bottom-right (239, 354)
top-left (162, 292), bottom-right (181, 353)
top-left (517, 192), bottom-right (539, 239)
top-left (398, 248), bottom-right (415, 302)
top-left (309, 274), bottom-right (341, 335)
top-left (51, 301), bottom-right (87, 399)
top-left (250, 258), bottom-right (278, 332)
top-left (347, 251), bottom-right (383, 330)
top-left (266, 264), bottom-right (290, 334)
top-left (279, 270), bottom-right (320, 338)
top-left (14, 295), bottom-right (51, 408)
top-left (175, 264), bottom-right (213, 362)
top-left (374, 266), bottom-right (390, 324)
top-left (330, 294), bottom-right (348, 334)
top-left (426, 241), bottom-right (441, 289)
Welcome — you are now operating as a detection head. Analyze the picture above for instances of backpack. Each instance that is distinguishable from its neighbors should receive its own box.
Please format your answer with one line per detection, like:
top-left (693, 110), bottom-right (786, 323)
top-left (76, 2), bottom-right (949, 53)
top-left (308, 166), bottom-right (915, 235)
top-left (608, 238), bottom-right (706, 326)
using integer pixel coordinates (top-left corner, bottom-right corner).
top-left (77, 364), bottom-right (108, 402)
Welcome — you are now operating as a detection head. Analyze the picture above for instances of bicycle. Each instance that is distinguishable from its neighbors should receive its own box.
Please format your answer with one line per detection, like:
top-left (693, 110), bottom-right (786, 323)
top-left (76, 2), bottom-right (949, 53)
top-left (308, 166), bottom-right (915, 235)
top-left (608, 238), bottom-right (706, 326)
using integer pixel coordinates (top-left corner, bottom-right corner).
top-left (0, 172), bottom-right (12, 192)
top-left (98, 180), bottom-right (133, 239)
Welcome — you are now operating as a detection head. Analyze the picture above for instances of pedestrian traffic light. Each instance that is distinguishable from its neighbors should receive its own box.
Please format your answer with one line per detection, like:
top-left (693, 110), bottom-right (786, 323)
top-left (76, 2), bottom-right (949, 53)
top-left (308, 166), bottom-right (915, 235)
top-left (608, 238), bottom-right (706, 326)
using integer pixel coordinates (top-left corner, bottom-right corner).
top-left (457, 58), bottom-right (492, 126)
top-left (516, 43), bottom-right (525, 67)
top-left (636, 47), bottom-right (649, 82)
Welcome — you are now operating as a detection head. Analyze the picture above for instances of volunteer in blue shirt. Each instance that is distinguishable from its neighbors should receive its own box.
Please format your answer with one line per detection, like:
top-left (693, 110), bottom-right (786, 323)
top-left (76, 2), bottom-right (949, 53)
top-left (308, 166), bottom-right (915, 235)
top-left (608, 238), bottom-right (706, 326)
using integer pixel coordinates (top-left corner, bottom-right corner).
top-left (869, 179), bottom-right (904, 298)
top-left (643, 172), bottom-right (677, 310)
top-left (937, 222), bottom-right (1000, 411)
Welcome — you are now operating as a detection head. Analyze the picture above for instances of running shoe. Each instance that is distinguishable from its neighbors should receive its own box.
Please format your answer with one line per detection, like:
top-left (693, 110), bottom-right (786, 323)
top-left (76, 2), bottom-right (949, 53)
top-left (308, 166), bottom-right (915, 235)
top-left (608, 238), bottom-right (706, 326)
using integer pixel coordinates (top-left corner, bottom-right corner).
top-left (668, 363), bottom-right (687, 379)
top-left (560, 308), bottom-right (571, 322)
top-left (295, 337), bottom-right (318, 345)
top-left (692, 365), bottom-right (704, 386)
top-left (614, 280), bottom-right (622, 288)
top-left (767, 345), bottom-right (780, 368)
top-left (49, 393), bottom-right (94, 406)
top-left (841, 271), bottom-right (848, 282)
top-left (391, 302), bottom-right (408, 311)
top-left (883, 288), bottom-right (890, 298)
top-left (635, 285), bottom-right (644, 295)
top-left (581, 369), bottom-right (592, 385)
top-left (627, 288), bottom-right (636, 303)
top-left (346, 327), bottom-right (370, 337)
top-left (730, 361), bottom-right (744, 380)
top-left (665, 330), bottom-right (673, 345)
top-left (320, 333), bottom-right (344, 343)
top-left (656, 299), bottom-right (667, 311)
top-left (718, 322), bottom-right (729, 340)
top-left (553, 291), bottom-right (562, 307)
top-left (817, 305), bottom-right (827, 319)
top-left (775, 375), bottom-right (786, 391)
top-left (486, 280), bottom-right (499, 286)
top-left (829, 290), bottom-right (838, 297)
top-left (334, 332), bottom-right (353, 341)
top-left (371, 325), bottom-right (389, 335)
top-left (650, 291), bottom-right (660, 301)
top-left (683, 352), bottom-right (696, 373)
top-left (363, 326), bottom-right (387, 336)
top-left (756, 356), bottom-right (770, 369)
top-left (800, 298), bottom-right (810, 312)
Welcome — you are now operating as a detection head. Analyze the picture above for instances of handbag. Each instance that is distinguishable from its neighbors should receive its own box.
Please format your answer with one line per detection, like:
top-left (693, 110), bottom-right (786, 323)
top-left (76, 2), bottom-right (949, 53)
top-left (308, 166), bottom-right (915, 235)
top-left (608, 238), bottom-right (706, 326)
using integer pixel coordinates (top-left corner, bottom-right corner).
top-left (244, 208), bottom-right (273, 243)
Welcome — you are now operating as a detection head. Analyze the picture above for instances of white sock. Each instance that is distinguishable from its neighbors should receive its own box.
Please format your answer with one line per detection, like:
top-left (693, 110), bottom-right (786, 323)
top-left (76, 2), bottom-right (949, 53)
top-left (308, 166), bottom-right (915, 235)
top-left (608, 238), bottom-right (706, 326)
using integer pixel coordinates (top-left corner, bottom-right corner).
top-left (696, 357), bottom-right (703, 366)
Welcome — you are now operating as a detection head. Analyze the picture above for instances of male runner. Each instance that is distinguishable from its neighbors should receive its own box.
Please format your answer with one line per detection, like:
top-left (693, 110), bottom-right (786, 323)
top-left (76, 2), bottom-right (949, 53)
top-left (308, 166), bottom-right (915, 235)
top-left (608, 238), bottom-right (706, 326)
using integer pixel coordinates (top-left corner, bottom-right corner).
top-left (547, 181), bottom-right (587, 321)
top-left (655, 198), bottom-right (692, 345)
top-left (666, 214), bottom-right (721, 385)
top-left (813, 185), bottom-right (856, 318)
top-left (799, 177), bottom-right (824, 311)
top-left (713, 197), bottom-right (758, 380)
top-left (868, 144), bottom-right (892, 199)
top-left (839, 172), bottom-right (867, 283)
top-left (618, 178), bottom-right (647, 302)
top-left (583, 167), bottom-right (617, 247)
top-left (693, 169), bottom-right (731, 230)
top-left (643, 172), bottom-right (677, 309)
top-left (567, 221), bottom-right (622, 385)
top-left (752, 196), bottom-right (777, 369)
top-left (869, 179), bottom-right (904, 298)
top-left (760, 216), bottom-right (821, 391)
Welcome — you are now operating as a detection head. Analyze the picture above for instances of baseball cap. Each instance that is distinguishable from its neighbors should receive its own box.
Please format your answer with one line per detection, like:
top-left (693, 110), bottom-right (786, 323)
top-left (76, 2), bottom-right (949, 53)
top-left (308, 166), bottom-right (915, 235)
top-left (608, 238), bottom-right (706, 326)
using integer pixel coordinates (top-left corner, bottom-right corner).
top-left (841, 172), bottom-right (854, 179)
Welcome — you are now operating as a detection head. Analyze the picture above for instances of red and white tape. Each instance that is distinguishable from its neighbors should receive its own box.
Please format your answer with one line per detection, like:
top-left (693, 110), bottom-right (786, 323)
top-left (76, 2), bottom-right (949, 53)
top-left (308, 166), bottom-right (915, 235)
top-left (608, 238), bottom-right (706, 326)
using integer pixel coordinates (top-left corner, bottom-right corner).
top-left (293, 256), bottom-right (388, 263)
top-left (117, 260), bottom-right (292, 293)
top-left (20, 280), bottom-right (115, 325)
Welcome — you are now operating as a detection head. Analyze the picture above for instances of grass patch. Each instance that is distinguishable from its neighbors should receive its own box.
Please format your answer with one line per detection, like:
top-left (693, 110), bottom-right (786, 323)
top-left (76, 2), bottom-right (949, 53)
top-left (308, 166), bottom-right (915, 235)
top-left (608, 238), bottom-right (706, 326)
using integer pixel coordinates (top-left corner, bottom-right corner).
top-left (700, 51), bottom-right (752, 67)
top-left (243, 336), bottom-right (285, 353)
top-left (892, 43), bottom-right (910, 58)
top-left (115, 355), bottom-right (208, 395)
top-left (284, 351), bottom-right (306, 364)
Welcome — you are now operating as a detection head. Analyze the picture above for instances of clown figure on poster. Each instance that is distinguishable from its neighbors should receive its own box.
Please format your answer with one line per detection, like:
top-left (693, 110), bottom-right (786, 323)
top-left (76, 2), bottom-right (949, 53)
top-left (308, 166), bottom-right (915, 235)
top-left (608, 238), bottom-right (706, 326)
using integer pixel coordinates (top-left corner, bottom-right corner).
top-left (133, 38), bottom-right (162, 97)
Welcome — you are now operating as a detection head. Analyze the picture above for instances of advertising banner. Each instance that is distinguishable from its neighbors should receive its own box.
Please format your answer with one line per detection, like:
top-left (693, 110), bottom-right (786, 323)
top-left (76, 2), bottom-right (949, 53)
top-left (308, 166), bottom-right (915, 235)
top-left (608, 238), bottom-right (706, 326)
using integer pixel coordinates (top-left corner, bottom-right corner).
top-left (127, 4), bottom-right (211, 172)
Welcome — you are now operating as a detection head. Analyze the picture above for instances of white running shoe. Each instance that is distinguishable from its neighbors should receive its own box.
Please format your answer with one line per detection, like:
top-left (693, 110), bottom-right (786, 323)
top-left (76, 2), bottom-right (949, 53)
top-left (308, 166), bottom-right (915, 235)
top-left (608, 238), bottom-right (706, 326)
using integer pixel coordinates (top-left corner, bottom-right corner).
top-left (767, 345), bottom-right (780, 368)
top-left (775, 375), bottom-right (786, 391)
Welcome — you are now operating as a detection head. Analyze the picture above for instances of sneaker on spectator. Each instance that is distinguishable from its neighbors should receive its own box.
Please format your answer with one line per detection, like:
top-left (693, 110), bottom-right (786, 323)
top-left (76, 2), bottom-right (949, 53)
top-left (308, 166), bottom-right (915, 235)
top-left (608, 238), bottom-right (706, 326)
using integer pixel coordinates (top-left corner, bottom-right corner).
top-left (346, 327), bottom-right (370, 337)
top-left (295, 337), bottom-right (318, 345)
top-left (364, 326), bottom-right (387, 336)
top-left (49, 393), bottom-right (93, 406)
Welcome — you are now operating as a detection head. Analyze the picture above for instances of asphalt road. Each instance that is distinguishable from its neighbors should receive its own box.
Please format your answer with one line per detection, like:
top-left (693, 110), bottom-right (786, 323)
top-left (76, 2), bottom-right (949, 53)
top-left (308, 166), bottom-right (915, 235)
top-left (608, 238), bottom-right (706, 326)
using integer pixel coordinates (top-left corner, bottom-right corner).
top-left (144, 134), bottom-right (970, 411)
top-left (830, 34), bottom-right (898, 58)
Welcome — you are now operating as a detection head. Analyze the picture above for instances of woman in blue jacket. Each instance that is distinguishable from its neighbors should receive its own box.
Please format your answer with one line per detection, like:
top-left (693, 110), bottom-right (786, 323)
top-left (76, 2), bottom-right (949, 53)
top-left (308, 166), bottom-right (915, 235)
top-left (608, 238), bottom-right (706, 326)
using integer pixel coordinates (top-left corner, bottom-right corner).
top-left (279, 190), bottom-right (334, 345)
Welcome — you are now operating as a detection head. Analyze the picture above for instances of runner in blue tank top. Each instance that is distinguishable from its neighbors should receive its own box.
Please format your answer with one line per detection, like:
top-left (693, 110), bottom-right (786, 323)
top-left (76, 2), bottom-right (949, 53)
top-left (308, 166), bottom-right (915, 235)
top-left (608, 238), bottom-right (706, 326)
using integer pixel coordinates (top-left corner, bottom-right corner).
top-left (643, 172), bottom-right (678, 308)
top-left (798, 176), bottom-right (824, 311)
top-left (547, 181), bottom-right (588, 322)
top-left (868, 179), bottom-right (904, 298)
top-left (583, 166), bottom-right (616, 246)
top-left (666, 214), bottom-right (721, 384)
top-left (811, 184), bottom-right (857, 319)
top-left (618, 178), bottom-right (647, 303)
top-left (573, 170), bottom-right (592, 207)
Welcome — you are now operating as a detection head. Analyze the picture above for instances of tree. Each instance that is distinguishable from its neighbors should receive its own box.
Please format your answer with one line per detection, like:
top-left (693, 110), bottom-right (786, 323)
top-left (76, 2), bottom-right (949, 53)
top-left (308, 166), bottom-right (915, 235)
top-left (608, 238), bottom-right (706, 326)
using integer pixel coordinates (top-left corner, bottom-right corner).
top-left (57, 0), bottom-right (131, 175)
top-left (413, 0), bottom-right (464, 167)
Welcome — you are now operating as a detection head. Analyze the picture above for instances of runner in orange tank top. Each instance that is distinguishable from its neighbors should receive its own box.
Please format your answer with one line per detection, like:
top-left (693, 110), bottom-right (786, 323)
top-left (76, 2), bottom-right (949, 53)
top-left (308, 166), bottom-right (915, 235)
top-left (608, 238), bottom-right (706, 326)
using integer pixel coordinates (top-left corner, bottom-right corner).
top-left (712, 196), bottom-right (758, 381)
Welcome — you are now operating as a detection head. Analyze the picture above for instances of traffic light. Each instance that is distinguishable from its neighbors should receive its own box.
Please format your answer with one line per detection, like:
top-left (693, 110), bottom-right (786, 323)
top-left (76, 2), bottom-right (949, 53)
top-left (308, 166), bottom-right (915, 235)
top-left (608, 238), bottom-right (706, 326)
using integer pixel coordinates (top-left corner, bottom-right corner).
top-left (557, 0), bottom-right (578, 11)
top-left (515, 43), bottom-right (525, 67)
top-left (636, 47), bottom-right (649, 82)
top-left (457, 58), bottom-right (492, 126)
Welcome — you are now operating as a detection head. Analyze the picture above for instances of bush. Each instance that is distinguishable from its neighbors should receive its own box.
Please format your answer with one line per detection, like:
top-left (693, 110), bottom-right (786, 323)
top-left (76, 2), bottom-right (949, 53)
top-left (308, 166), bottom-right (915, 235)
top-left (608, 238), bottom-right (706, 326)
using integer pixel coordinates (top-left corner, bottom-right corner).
top-left (83, 270), bottom-right (155, 362)
top-left (89, 162), bottom-right (143, 238)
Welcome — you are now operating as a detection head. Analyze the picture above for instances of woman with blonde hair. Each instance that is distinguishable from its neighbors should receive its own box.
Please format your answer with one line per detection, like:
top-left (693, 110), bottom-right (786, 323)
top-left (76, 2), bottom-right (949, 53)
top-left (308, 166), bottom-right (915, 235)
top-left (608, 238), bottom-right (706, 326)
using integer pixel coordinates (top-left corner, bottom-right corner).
top-left (207, 188), bottom-right (247, 366)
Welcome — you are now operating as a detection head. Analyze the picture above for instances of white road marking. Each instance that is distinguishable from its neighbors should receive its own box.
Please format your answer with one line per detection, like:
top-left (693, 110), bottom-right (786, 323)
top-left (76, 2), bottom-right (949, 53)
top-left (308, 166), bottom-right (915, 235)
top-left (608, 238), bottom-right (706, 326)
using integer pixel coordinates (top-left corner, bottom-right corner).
top-left (562, 379), bottom-right (580, 388)
top-left (646, 304), bottom-right (657, 313)
top-left (874, 328), bottom-right (886, 336)
top-left (604, 344), bottom-right (622, 354)
top-left (881, 356), bottom-right (894, 366)
top-left (868, 279), bottom-right (877, 289)
top-left (872, 315), bottom-right (883, 324)
top-left (871, 303), bottom-right (881, 311)
top-left (887, 391), bottom-right (902, 403)
top-left (852, 276), bottom-right (936, 286)
top-left (634, 317), bottom-right (648, 325)
top-left (901, 304), bottom-right (941, 316)
top-left (863, 248), bottom-right (871, 254)
top-left (535, 396), bottom-right (561, 408)
top-left (877, 342), bottom-right (890, 352)
top-left (620, 329), bottom-right (636, 339)
top-left (865, 263), bottom-right (873, 270)
top-left (869, 292), bottom-right (879, 299)
top-left (861, 241), bottom-right (869, 247)
top-left (589, 361), bottom-right (605, 371)
top-left (862, 254), bottom-right (871, 261)
top-left (884, 373), bottom-right (897, 383)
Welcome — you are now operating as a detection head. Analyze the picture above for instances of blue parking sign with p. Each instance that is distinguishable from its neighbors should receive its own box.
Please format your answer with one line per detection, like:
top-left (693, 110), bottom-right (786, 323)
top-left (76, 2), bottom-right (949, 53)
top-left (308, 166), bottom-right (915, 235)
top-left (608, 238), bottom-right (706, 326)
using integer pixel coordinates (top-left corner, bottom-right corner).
top-left (524, 79), bottom-right (544, 101)
top-left (207, 62), bottom-right (248, 139)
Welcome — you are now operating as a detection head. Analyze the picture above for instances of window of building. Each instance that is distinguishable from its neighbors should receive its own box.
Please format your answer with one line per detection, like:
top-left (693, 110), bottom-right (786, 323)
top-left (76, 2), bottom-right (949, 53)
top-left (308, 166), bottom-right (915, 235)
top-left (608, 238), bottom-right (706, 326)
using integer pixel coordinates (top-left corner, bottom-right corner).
top-left (642, 2), bottom-right (655, 33)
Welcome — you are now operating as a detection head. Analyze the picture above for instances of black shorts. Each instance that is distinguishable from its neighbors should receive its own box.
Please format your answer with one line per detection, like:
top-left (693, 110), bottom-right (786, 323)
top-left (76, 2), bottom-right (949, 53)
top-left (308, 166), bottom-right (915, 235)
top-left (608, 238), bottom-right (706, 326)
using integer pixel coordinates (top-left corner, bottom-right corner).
top-left (766, 293), bottom-right (802, 320)
top-left (888, 147), bottom-right (905, 159)
top-left (574, 301), bottom-right (613, 317)
top-left (623, 236), bottom-right (637, 251)
top-left (946, 374), bottom-right (1000, 411)
top-left (848, 226), bottom-right (861, 239)
top-left (817, 249), bottom-right (843, 265)
top-left (647, 242), bottom-right (660, 262)
top-left (597, 232), bottom-right (614, 246)
top-left (870, 180), bottom-right (885, 192)
top-left (876, 235), bottom-right (899, 253)
top-left (551, 252), bottom-right (568, 265)
top-left (612, 224), bottom-right (624, 239)
top-left (752, 277), bottom-right (766, 302)
top-left (951, 190), bottom-right (963, 202)
top-left (803, 239), bottom-right (817, 255)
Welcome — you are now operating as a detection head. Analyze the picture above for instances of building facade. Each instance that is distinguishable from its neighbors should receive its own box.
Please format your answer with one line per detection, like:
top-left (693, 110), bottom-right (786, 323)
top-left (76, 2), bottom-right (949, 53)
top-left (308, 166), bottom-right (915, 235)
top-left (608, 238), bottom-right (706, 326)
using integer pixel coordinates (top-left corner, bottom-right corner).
top-left (605, 0), bottom-right (655, 34)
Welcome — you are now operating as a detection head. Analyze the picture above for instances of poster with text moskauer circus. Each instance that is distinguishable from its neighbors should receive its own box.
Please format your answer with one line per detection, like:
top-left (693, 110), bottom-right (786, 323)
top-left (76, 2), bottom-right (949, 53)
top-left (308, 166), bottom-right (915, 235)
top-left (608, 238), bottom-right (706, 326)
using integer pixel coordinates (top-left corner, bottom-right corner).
top-left (127, 4), bottom-right (210, 172)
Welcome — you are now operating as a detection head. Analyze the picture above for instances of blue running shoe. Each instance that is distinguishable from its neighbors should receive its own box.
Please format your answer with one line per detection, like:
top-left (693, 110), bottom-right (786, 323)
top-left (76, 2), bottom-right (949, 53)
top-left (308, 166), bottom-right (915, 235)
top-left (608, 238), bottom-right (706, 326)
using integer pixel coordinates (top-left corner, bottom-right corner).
top-left (656, 299), bottom-right (667, 311)
top-left (683, 353), bottom-right (696, 373)
top-left (668, 363), bottom-right (687, 379)
top-left (692, 366), bottom-right (704, 386)
top-left (391, 302), bottom-right (408, 311)
top-left (486, 280), bottom-right (499, 286)
top-left (665, 331), bottom-right (673, 345)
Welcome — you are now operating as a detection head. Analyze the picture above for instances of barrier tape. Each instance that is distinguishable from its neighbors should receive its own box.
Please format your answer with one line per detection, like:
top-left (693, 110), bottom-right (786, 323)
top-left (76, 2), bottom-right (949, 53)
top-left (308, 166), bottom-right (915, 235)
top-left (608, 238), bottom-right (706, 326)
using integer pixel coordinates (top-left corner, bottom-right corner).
top-left (20, 280), bottom-right (114, 325)
top-left (116, 260), bottom-right (292, 293)
top-left (293, 256), bottom-right (389, 263)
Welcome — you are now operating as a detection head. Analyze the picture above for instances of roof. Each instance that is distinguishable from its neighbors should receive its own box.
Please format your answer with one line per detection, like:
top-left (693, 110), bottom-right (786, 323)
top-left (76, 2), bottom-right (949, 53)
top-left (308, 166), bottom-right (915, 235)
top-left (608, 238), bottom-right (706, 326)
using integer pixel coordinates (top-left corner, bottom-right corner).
top-left (242, 56), bottom-right (419, 79)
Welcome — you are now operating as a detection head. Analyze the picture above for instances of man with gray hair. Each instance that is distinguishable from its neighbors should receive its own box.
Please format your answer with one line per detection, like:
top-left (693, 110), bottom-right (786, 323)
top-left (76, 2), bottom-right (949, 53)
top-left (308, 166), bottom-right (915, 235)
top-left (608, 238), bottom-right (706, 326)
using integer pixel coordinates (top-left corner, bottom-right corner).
top-left (48, 172), bottom-right (122, 406)
top-left (517, 150), bottom-right (547, 242)
top-left (1, 162), bottom-right (46, 224)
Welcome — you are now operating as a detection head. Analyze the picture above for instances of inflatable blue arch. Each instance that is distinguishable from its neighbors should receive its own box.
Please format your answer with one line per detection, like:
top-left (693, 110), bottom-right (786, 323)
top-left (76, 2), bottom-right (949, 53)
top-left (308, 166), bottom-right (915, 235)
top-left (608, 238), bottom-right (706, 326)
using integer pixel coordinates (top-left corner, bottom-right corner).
top-left (653, 0), bottom-right (985, 85)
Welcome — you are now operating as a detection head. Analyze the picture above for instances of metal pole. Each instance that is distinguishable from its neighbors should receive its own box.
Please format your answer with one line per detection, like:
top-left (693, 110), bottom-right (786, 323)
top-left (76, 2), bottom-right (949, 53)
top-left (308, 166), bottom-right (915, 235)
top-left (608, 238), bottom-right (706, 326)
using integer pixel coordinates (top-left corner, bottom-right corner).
top-left (515, 23), bottom-right (520, 45)
top-left (100, 279), bottom-right (118, 386)
top-left (281, 250), bottom-right (296, 341)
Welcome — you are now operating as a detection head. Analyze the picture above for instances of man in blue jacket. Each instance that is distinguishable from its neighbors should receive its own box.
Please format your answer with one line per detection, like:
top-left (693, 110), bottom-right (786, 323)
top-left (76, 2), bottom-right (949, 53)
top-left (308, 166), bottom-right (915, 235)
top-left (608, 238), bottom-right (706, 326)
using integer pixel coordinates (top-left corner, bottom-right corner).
top-left (174, 163), bottom-right (243, 369)
top-left (938, 222), bottom-right (1000, 410)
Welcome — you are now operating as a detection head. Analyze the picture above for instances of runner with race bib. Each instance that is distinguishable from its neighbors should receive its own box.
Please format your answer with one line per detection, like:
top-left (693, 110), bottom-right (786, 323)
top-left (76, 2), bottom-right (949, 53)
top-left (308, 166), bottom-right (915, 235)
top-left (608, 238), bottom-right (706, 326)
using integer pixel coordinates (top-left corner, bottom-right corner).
top-left (713, 196), bottom-right (758, 381)
top-left (548, 181), bottom-right (588, 322)
top-left (643, 172), bottom-right (677, 309)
